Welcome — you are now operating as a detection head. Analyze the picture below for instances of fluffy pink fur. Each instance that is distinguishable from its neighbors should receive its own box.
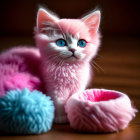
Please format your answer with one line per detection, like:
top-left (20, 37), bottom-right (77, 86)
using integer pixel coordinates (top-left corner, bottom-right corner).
top-left (0, 9), bottom-right (101, 123)
top-left (36, 10), bottom-right (100, 123)
top-left (0, 8), bottom-right (137, 130)
top-left (65, 89), bottom-right (137, 132)
top-left (0, 47), bottom-right (42, 97)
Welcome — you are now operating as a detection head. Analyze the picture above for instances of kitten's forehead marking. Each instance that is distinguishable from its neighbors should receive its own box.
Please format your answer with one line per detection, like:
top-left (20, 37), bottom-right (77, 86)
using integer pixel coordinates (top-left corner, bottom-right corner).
top-left (66, 34), bottom-right (72, 44)
top-left (65, 32), bottom-right (78, 45)
top-left (75, 32), bottom-right (80, 39)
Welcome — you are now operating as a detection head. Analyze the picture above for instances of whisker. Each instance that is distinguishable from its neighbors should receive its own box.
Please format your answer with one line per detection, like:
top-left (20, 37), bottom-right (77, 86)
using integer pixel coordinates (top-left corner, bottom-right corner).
top-left (92, 61), bottom-right (104, 72)
top-left (47, 54), bottom-right (58, 59)
top-left (51, 55), bottom-right (60, 61)
top-left (90, 63), bottom-right (100, 72)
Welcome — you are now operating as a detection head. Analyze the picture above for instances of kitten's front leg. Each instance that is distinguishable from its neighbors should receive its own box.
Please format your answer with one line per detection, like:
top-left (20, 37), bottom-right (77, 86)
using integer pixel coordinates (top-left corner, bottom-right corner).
top-left (53, 97), bottom-right (68, 123)
top-left (51, 85), bottom-right (87, 123)
top-left (48, 89), bottom-right (69, 123)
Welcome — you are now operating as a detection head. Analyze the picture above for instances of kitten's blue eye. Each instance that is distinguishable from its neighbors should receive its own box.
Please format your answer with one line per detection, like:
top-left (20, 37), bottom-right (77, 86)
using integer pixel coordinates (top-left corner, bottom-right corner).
top-left (77, 39), bottom-right (86, 47)
top-left (56, 39), bottom-right (66, 47)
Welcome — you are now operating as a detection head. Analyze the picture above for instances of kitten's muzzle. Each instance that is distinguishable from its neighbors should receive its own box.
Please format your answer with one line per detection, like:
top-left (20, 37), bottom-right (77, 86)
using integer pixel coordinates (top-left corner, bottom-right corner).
top-left (69, 48), bottom-right (77, 57)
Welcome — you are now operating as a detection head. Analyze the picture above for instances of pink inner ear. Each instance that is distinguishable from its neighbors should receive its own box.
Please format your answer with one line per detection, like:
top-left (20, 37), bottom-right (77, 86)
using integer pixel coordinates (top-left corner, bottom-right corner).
top-left (37, 10), bottom-right (47, 29)
top-left (37, 9), bottom-right (56, 31)
top-left (83, 11), bottom-right (100, 34)
top-left (81, 89), bottom-right (120, 102)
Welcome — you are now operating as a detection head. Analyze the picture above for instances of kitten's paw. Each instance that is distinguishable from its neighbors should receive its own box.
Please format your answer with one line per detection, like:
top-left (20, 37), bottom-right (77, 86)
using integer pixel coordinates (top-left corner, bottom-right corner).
top-left (54, 115), bottom-right (68, 124)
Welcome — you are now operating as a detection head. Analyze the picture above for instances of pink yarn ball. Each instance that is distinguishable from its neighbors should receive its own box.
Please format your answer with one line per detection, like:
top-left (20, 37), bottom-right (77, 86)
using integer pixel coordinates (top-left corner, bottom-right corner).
top-left (65, 89), bottom-right (137, 132)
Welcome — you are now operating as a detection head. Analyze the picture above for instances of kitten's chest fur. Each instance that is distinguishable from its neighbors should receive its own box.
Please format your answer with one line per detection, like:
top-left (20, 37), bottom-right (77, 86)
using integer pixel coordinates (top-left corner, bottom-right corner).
top-left (41, 61), bottom-right (90, 100)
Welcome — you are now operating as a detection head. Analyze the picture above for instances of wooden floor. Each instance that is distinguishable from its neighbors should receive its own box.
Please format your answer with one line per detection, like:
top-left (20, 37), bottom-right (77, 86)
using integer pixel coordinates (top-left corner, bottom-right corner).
top-left (0, 36), bottom-right (140, 140)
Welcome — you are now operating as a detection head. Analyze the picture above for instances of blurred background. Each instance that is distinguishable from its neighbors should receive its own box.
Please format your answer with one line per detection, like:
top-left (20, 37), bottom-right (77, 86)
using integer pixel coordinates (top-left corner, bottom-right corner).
top-left (0, 0), bottom-right (140, 97)
top-left (0, 0), bottom-right (140, 37)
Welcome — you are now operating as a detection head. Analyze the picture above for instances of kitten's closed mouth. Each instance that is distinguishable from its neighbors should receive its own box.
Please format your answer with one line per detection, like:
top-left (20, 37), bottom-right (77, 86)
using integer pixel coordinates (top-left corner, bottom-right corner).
top-left (66, 54), bottom-right (78, 61)
top-left (70, 54), bottom-right (78, 59)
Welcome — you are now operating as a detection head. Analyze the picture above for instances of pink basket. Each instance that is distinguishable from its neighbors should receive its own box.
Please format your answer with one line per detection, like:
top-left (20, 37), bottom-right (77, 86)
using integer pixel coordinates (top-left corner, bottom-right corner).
top-left (65, 89), bottom-right (137, 132)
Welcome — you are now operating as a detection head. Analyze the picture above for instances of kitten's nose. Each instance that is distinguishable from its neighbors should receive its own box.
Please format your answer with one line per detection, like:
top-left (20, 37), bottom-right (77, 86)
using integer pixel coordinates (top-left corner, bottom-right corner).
top-left (69, 48), bottom-right (76, 53)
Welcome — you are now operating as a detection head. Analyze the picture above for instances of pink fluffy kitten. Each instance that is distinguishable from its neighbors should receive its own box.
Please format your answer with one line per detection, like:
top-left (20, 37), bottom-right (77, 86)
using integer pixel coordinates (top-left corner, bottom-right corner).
top-left (0, 8), bottom-right (100, 123)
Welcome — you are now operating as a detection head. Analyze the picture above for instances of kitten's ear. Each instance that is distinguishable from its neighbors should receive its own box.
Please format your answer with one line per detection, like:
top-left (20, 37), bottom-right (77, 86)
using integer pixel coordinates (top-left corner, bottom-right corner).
top-left (37, 8), bottom-right (59, 31)
top-left (81, 10), bottom-right (101, 34)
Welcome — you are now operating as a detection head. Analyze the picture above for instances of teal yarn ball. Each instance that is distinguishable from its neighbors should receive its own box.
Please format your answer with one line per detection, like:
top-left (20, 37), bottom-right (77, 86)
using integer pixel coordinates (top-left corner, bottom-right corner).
top-left (0, 88), bottom-right (55, 134)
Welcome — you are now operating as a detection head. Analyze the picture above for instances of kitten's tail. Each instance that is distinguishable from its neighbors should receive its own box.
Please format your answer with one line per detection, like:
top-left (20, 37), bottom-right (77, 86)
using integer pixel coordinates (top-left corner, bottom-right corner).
top-left (0, 72), bottom-right (41, 97)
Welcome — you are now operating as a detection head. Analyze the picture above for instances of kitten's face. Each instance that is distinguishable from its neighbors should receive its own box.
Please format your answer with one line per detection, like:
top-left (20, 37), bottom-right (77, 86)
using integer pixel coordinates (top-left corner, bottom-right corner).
top-left (46, 33), bottom-right (87, 62)
top-left (35, 8), bottom-right (101, 64)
